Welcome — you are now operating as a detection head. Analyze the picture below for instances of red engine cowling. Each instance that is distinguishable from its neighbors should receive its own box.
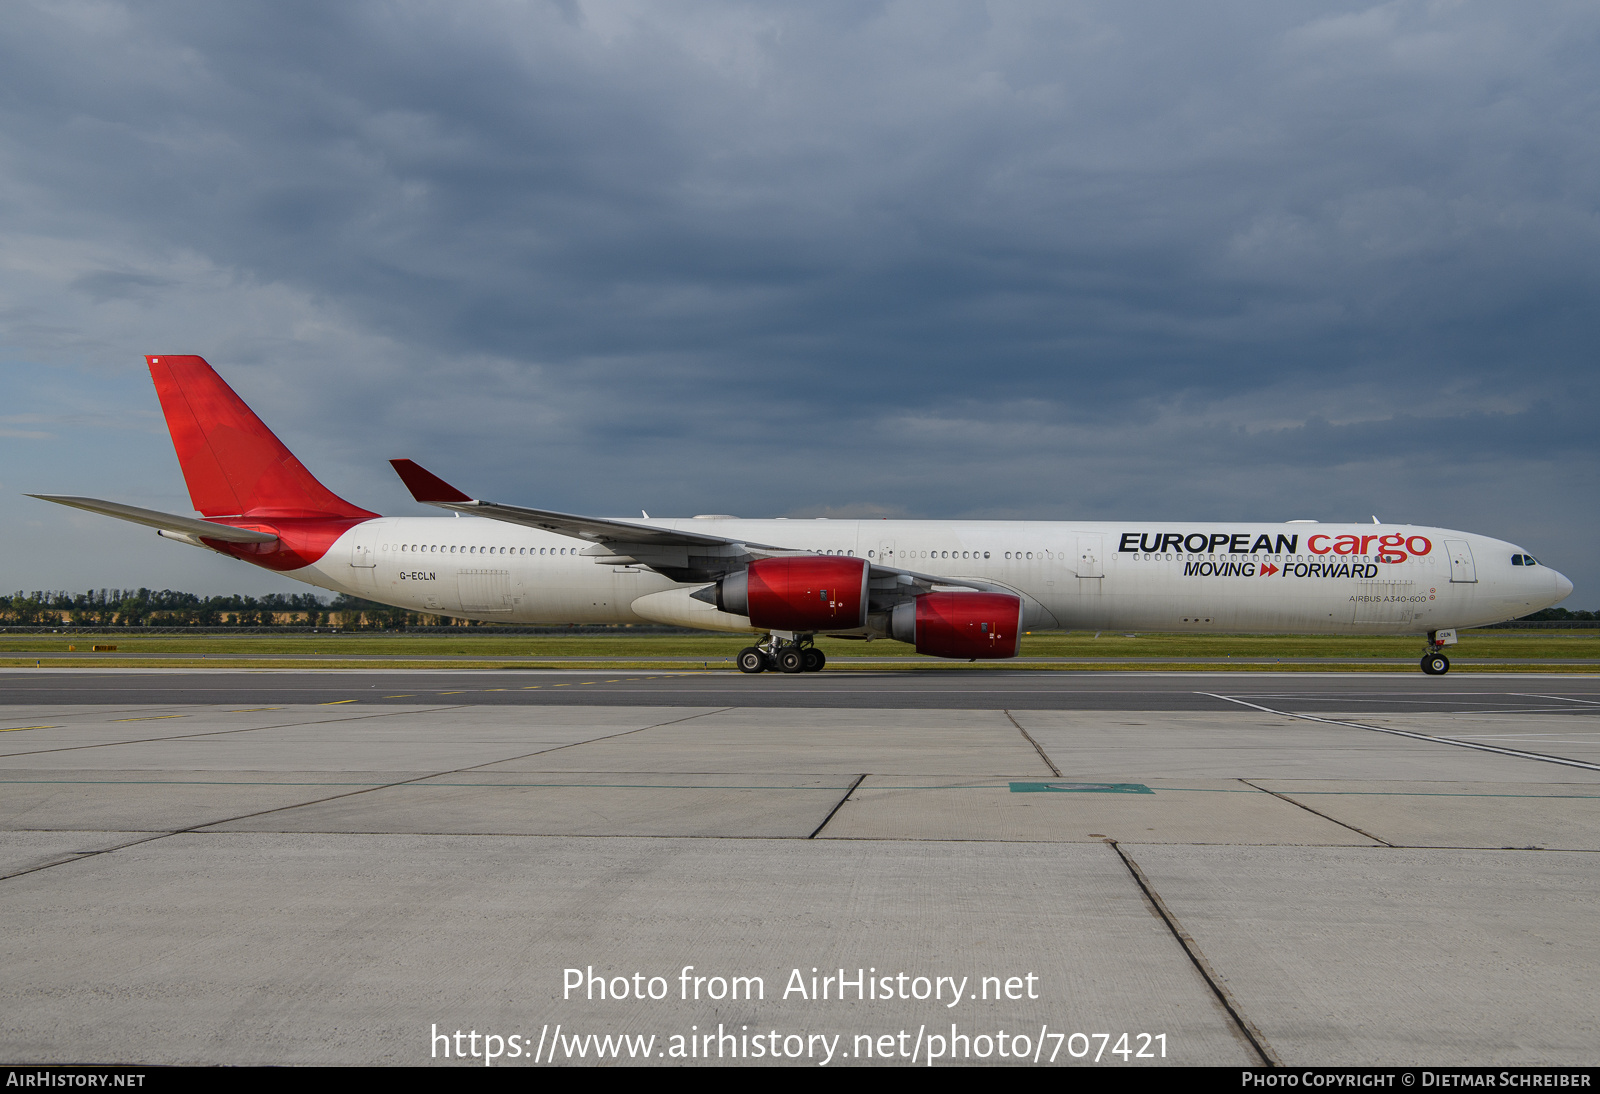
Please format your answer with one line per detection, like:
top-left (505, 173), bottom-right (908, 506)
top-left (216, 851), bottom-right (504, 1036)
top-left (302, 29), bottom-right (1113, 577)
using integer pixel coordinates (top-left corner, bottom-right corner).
top-left (720, 556), bottom-right (869, 631)
top-left (891, 592), bottom-right (1023, 659)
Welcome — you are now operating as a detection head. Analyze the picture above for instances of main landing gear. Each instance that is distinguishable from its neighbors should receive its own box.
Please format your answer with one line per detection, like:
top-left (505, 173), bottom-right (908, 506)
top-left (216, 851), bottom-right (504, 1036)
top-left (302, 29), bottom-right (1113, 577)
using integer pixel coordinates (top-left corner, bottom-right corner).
top-left (1420, 631), bottom-right (1450, 675)
top-left (737, 635), bottom-right (826, 674)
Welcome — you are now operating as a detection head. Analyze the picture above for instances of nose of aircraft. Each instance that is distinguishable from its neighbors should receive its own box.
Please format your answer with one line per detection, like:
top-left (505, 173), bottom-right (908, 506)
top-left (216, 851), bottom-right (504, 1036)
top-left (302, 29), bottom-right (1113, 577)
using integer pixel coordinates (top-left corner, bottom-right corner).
top-left (1553, 569), bottom-right (1574, 602)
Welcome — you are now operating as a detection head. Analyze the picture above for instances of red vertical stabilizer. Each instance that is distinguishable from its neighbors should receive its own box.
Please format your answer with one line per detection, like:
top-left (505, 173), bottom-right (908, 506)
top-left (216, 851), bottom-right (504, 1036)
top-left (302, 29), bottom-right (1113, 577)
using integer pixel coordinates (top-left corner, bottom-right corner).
top-left (146, 355), bottom-right (376, 520)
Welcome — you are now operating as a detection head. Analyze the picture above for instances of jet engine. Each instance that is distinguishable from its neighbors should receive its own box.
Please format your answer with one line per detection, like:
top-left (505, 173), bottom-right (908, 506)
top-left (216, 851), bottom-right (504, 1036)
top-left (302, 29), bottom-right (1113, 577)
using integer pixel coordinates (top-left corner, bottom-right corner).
top-left (890, 592), bottom-right (1023, 659)
top-left (712, 556), bottom-right (869, 631)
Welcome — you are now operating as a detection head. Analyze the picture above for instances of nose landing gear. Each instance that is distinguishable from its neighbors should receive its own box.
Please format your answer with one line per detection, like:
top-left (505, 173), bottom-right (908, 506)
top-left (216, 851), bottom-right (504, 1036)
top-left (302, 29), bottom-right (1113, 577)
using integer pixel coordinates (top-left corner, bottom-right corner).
top-left (1420, 630), bottom-right (1453, 675)
top-left (735, 635), bottom-right (826, 674)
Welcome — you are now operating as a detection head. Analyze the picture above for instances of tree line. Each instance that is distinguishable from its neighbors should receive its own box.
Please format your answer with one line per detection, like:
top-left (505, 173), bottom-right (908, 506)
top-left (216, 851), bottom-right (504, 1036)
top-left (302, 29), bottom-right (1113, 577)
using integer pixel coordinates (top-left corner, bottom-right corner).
top-left (5, 587), bottom-right (1592, 630)
top-left (1517, 607), bottom-right (1600, 622)
top-left (1, 588), bottom-right (447, 629)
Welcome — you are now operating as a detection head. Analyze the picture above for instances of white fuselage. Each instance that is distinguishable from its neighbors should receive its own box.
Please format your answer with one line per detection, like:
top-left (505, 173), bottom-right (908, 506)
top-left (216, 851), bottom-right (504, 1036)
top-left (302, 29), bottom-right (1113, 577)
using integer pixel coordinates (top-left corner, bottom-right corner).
top-left (290, 517), bottom-right (1571, 636)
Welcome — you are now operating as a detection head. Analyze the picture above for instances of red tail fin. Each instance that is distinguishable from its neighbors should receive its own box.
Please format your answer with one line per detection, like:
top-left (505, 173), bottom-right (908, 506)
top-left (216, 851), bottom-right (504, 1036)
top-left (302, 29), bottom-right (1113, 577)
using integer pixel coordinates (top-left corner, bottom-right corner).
top-left (146, 355), bottom-right (375, 520)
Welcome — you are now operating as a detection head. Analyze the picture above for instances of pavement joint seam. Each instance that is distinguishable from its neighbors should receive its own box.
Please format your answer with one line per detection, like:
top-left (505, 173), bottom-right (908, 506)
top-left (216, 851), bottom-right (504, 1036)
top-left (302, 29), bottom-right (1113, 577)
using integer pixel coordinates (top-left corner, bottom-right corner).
top-left (509, 706), bottom-right (734, 759)
top-left (1510, 693), bottom-right (1600, 707)
top-left (1238, 779), bottom-right (1394, 846)
top-left (807, 774), bottom-right (867, 838)
top-left (1004, 709), bottom-right (1061, 776)
top-left (0, 705), bottom-right (468, 759)
top-left (0, 707), bottom-right (734, 883)
top-left (9, 831), bottom-right (1523, 850)
top-left (1199, 693), bottom-right (1600, 772)
top-left (1106, 838), bottom-right (1283, 1068)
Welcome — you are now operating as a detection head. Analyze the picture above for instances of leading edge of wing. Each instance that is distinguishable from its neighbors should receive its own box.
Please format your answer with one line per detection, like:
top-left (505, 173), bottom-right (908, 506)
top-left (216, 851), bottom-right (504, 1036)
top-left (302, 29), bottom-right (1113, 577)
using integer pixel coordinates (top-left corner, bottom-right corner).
top-left (388, 459), bottom-right (758, 549)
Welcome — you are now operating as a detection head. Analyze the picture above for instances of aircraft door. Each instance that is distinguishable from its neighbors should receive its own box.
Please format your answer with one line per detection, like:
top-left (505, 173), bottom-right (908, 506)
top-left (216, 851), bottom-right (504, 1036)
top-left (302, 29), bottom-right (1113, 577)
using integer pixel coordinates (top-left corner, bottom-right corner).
top-left (1071, 534), bottom-right (1104, 578)
top-left (346, 540), bottom-right (377, 594)
top-left (1445, 540), bottom-right (1477, 583)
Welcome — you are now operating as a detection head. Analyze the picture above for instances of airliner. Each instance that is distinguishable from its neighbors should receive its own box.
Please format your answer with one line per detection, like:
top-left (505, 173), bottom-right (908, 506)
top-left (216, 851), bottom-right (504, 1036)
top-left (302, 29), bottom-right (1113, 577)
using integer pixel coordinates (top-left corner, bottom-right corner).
top-left (32, 355), bottom-right (1573, 675)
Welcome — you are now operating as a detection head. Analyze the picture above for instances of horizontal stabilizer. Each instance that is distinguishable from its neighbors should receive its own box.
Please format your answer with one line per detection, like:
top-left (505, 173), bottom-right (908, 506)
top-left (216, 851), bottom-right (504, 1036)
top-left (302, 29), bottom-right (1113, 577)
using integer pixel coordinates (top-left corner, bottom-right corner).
top-left (28, 495), bottom-right (278, 543)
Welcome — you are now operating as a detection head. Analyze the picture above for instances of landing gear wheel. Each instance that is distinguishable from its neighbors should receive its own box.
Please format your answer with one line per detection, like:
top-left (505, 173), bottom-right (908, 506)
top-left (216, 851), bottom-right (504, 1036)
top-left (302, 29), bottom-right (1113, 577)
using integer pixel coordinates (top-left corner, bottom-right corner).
top-left (776, 647), bottom-right (806, 674)
top-left (1421, 653), bottom-right (1450, 675)
top-left (802, 648), bottom-right (826, 672)
top-left (737, 647), bottom-right (766, 674)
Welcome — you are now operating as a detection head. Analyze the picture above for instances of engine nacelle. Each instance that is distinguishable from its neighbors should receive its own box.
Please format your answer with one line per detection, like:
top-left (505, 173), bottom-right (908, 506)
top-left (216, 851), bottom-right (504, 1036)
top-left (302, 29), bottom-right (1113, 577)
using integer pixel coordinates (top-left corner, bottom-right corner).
top-left (891, 592), bottom-right (1023, 659)
top-left (718, 556), bottom-right (869, 631)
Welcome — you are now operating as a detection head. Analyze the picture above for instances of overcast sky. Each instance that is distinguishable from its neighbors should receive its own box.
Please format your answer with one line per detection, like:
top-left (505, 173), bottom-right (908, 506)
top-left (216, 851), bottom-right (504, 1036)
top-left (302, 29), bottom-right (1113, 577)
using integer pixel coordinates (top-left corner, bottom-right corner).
top-left (3, 0), bottom-right (1596, 603)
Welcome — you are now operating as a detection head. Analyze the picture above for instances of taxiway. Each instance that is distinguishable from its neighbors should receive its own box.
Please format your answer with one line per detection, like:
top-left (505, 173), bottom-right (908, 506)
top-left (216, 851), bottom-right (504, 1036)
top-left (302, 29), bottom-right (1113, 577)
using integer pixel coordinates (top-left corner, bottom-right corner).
top-left (2, 670), bottom-right (1596, 1066)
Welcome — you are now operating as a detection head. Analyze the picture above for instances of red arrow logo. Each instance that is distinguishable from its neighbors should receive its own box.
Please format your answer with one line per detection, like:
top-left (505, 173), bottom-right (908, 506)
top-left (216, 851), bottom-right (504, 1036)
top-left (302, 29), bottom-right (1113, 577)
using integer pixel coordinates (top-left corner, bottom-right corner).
top-left (1260, 563), bottom-right (1280, 576)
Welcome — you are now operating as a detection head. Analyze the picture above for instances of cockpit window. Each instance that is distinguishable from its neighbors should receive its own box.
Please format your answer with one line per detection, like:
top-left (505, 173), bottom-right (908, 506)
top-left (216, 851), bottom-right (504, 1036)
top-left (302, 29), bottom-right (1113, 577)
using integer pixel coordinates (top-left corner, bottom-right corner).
top-left (1512, 555), bottom-right (1523, 566)
top-left (1511, 554), bottom-right (1540, 566)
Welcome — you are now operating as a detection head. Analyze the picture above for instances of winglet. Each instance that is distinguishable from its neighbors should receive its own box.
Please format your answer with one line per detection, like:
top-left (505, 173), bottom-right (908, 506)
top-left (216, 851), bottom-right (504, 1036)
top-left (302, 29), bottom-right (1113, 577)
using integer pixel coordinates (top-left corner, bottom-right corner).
top-left (389, 459), bottom-right (474, 504)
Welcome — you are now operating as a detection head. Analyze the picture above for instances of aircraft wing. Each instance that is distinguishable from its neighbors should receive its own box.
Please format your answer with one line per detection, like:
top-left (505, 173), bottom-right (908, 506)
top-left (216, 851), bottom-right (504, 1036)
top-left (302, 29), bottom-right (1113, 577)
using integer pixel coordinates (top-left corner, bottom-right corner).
top-left (388, 459), bottom-right (995, 591)
top-left (389, 459), bottom-right (766, 549)
top-left (28, 495), bottom-right (278, 543)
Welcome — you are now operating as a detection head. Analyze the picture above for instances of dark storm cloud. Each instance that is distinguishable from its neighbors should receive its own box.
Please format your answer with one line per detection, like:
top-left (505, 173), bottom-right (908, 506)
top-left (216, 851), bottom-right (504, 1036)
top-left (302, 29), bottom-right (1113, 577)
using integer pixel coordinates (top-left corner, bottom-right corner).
top-left (1, 1), bottom-right (1597, 595)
